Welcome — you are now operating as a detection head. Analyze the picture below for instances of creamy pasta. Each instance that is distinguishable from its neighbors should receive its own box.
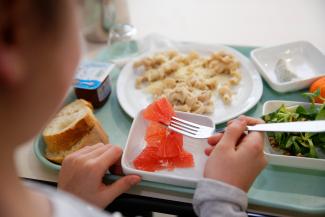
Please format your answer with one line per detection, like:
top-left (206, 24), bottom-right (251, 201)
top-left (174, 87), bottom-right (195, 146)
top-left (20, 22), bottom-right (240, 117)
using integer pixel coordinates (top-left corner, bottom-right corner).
top-left (134, 50), bottom-right (241, 114)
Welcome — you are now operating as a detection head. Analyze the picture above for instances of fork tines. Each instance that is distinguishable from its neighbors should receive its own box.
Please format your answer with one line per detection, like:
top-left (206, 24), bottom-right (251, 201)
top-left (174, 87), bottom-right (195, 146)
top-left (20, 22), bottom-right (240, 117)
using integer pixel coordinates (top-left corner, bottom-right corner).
top-left (169, 116), bottom-right (201, 136)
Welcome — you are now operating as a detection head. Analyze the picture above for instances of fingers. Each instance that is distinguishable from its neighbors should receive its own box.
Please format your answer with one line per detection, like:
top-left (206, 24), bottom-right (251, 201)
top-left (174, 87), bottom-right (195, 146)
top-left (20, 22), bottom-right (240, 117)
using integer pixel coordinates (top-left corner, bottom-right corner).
top-left (227, 115), bottom-right (264, 126)
top-left (204, 146), bottom-right (214, 156)
top-left (237, 115), bottom-right (264, 125)
top-left (81, 144), bottom-right (112, 160)
top-left (69, 143), bottom-right (105, 157)
top-left (206, 133), bottom-right (224, 156)
top-left (220, 115), bottom-right (264, 152)
top-left (237, 131), bottom-right (265, 158)
top-left (96, 145), bottom-right (123, 171)
top-left (62, 143), bottom-right (105, 168)
top-left (102, 175), bottom-right (141, 203)
top-left (64, 144), bottom-right (124, 176)
top-left (217, 119), bottom-right (247, 150)
top-left (237, 131), bottom-right (268, 181)
top-left (217, 115), bottom-right (263, 151)
top-left (109, 159), bottom-right (124, 175)
top-left (207, 133), bottom-right (223, 146)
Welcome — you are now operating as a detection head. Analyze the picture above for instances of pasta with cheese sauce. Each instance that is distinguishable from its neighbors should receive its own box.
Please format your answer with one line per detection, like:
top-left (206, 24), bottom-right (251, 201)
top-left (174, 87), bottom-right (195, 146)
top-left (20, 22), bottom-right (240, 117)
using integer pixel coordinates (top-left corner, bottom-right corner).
top-left (134, 50), bottom-right (241, 114)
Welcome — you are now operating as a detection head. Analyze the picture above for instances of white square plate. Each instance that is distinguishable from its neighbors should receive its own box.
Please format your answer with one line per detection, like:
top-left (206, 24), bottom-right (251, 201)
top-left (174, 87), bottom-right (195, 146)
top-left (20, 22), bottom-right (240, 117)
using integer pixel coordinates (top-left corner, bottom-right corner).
top-left (263, 100), bottom-right (325, 170)
top-left (251, 41), bottom-right (325, 93)
top-left (122, 111), bottom-right (213, 188)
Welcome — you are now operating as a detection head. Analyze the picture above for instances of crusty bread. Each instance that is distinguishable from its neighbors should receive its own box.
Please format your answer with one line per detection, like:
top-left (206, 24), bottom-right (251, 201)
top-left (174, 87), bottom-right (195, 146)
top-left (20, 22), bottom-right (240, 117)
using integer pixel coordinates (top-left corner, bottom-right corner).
top-left (43, 99), bottom-right (109, 164)
top-left (45, 121), bottom-right (109, 164)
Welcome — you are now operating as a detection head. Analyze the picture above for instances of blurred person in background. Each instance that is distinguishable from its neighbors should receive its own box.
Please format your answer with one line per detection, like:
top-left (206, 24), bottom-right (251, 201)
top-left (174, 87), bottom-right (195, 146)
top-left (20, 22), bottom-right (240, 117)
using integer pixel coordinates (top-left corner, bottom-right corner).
top-left (0, 1), bottom-right (266, 217)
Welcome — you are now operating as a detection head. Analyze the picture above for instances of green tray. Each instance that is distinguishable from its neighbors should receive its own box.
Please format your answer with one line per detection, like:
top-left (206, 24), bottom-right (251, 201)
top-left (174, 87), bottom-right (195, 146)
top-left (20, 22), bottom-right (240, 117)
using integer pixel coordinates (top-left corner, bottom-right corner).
top-left (95, 45), bottom-right (325, 215)
top-left (35, 44), bottom-right (325, 215)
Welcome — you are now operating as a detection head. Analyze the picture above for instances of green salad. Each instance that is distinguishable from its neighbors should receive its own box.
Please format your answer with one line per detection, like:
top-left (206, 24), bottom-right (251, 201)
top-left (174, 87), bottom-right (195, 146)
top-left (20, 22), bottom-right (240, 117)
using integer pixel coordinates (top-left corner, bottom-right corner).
top-left (262, 90), bottom-right (325, 158)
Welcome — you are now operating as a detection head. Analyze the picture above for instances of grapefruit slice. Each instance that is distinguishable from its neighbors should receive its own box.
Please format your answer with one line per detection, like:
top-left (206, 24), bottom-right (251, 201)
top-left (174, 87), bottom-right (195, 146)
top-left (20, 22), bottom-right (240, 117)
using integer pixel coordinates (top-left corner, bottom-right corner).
top-left (143, 97), bottom-right (175, 125)
top-left (169, 150), bottom-right (194, 168)
top-left (157, 131), bottom-right (183, 158)
top-left (145, 122), bottom-right (167, 147)
top-left (133, 97), bottom-right (194, 172)
top-left (133, 146), bottom-right (163, 172)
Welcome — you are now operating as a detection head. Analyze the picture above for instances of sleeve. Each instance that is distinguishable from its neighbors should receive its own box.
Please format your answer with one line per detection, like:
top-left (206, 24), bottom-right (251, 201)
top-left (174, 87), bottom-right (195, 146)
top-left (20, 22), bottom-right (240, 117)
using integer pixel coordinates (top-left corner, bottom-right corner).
top-left (24, 181), bottom-right (121, 217)
top-left (193, 178), bottom-right (248, 217)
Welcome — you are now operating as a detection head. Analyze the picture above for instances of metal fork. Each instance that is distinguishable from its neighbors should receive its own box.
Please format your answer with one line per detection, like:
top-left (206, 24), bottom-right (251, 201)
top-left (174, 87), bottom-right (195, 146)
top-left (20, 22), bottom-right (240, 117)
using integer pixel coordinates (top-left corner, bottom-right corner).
top-left (168, 116), bottom-right (325, 139)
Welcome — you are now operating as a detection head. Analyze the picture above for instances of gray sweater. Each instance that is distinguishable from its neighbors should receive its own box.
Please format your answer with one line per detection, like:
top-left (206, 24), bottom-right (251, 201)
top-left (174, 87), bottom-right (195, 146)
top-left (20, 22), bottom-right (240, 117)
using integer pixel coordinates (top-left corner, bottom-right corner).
top-left (194, 178), bottom-right (248, 217)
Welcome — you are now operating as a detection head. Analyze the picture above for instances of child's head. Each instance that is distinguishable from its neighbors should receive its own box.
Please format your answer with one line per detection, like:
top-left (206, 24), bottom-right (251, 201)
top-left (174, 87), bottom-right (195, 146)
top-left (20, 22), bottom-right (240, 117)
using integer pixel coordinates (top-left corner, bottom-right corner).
top-left (0, 1), bottom-right (80, 147)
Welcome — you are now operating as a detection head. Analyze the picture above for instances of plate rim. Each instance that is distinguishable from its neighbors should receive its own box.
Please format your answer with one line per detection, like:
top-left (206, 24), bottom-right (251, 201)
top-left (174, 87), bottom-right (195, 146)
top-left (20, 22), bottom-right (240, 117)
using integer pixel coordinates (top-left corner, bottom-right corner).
top-left (33, 135), bottom-right (61, 171)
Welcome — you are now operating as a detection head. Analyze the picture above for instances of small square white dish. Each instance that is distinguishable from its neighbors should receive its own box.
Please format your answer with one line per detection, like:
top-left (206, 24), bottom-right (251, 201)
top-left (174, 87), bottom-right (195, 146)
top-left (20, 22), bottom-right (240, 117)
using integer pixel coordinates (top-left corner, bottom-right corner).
top-left (263, 100), bottom-right (325, 171)
top-left (122, 111), bottom-right (213, 188)
top-left (251, 41), bottom-right (325, 93)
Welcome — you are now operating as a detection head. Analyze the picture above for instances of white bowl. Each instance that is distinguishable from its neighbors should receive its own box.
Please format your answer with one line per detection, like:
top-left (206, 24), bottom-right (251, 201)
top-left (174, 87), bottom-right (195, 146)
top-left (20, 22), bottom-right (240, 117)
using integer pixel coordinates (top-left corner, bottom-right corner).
top-left (263, 100), bottom-right (325, 170)
top-left (122, 111), bottom-right (213, 188)
top-left (251, 41), bottom-right (325, 93)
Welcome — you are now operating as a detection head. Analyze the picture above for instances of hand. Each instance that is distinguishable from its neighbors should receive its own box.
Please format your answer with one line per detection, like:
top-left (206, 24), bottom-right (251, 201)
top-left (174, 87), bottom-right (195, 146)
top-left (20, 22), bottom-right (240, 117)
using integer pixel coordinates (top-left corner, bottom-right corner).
top-left (58, 143), bottom-right (141, 208)
top-left (204, 116), bottom-right (267, 192)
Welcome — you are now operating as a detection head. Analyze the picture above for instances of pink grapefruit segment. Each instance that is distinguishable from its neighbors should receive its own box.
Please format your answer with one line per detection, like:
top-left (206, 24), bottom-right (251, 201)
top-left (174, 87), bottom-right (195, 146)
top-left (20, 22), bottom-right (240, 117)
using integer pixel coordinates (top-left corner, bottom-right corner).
top-left (169, 150), bottom-right (194, 168)
top-left (143, 97), bottom-right (175, 125)
top-left (157, 131), bottom-right (183, 158)
top-left (133, 98), bottom-right (194, 172)
top-left (145, 122), bottom-right (167, 147)
top-left (133, 146), bottom-right (162, 172)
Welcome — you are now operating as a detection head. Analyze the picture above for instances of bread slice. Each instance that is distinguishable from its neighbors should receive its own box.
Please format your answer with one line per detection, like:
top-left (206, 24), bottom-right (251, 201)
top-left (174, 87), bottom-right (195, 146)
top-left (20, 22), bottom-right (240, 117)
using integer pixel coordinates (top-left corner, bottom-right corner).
top-left (45, 121), bottom-right (109, 164)
top-left (43, 99), bottom-right (109, 164)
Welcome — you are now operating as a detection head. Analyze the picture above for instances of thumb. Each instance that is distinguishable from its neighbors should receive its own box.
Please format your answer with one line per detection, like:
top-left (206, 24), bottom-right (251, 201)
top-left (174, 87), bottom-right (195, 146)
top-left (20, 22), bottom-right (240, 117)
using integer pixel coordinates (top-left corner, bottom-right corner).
top-left (102, 175), bottom-right (141, 202)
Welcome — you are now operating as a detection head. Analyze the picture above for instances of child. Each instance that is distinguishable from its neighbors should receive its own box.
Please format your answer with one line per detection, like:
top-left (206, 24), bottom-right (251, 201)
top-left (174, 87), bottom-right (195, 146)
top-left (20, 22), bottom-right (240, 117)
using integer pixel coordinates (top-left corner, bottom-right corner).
top-left (0, 1), bottom-right (267, 217)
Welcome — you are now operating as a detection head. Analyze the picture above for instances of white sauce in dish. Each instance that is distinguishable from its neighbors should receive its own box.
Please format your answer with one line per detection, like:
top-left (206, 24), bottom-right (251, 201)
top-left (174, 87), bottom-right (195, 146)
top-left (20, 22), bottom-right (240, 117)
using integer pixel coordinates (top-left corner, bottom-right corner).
top-left (274, 59), bottom-right (298, 82)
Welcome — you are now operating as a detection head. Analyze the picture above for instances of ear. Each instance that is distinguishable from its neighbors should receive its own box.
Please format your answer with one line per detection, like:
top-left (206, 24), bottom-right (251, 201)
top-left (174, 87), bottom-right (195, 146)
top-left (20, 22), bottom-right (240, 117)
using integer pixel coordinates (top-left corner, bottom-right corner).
top-left (0, 44), bottom-right (24, 88)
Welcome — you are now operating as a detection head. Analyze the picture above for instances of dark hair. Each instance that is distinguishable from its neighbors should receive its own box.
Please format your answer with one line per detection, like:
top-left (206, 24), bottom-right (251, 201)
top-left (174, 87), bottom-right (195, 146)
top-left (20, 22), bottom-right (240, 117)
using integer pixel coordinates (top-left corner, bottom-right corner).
top-left (0, 0), bottom-right (60, 44)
